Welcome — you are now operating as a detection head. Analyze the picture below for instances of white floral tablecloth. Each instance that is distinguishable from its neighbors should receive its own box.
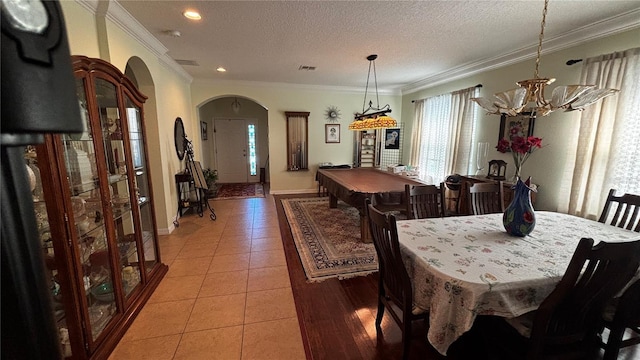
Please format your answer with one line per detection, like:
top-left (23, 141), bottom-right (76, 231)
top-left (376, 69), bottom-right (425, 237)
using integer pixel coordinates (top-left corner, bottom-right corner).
top-left (396, 211), bottom-right (638, 355)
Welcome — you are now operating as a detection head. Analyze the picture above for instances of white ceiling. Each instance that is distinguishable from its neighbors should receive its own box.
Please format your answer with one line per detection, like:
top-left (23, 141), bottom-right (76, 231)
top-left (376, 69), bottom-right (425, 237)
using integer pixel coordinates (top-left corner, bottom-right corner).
top-left (117, 0), bottom-right (640, 92)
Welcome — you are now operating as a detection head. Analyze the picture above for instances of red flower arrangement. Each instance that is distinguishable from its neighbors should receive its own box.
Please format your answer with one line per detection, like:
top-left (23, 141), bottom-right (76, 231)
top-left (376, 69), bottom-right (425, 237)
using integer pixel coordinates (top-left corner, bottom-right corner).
top-left (496, 136), bottom-right (543, 179)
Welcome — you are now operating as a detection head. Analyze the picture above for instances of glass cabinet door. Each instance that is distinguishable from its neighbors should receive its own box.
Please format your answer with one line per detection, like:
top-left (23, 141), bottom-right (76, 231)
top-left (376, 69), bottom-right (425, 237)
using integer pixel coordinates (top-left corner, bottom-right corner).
top-left (65, 77), bottom-right (116, 342)
top-left (125, 94), bottom-right (159, 275)
top-left (94, 78), bottom-right (142, 300)
top-left (25, 145), bottom-right (74, 357)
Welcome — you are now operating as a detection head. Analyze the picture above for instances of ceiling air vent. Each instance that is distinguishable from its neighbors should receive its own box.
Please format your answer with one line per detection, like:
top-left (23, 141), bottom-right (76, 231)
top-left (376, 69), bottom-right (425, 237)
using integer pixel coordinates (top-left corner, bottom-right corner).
top-left (175, 59), bottom-right (199, 66)
top-left (298, 65), bottom-right (316, 71)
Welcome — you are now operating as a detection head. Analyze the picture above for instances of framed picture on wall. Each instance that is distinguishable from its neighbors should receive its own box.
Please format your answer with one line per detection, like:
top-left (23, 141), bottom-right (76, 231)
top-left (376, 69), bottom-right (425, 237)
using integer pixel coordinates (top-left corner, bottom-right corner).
top-left (325, 124), bottom-right (340, 143)
top-left (201, 121), bottom-right (208, 140)
top-left (498, 112), bottom-right (535, 151)
top-left (384, 128), bottom-right (400, 149)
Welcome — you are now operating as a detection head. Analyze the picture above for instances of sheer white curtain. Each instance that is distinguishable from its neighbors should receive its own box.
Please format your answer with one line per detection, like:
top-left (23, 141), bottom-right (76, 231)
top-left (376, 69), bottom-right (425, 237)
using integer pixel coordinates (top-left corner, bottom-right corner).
top-left (448, 87), bottom-right (478, 175)
top-left (409, 99), bottom-right (425, 168)
top-left (558, 47), bottom-right (640, 219)
top-left (409, 86), bottom-right (478, 184)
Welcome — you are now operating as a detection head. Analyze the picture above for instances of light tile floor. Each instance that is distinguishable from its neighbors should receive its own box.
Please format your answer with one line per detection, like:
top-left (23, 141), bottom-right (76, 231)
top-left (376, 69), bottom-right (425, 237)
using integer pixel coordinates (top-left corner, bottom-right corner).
top-left (109, 195), bottom-right (306, 360)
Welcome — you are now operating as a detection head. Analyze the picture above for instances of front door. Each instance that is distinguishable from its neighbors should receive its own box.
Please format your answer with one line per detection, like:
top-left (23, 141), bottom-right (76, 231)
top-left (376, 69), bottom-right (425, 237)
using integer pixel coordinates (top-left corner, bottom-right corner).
top-left (214, 119), bottom-right (249, 183)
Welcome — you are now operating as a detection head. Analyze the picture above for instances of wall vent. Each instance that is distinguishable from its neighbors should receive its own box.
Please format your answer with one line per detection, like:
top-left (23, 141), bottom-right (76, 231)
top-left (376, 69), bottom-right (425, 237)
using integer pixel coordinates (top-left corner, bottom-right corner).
top-left (175, 59), bottom-right (199, 66)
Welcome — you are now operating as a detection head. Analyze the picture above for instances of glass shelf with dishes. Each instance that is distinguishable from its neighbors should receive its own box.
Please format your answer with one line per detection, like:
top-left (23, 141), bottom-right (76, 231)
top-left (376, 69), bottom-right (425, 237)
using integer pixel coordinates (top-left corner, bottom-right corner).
top-left (25, 145), bottom-right (73, 357)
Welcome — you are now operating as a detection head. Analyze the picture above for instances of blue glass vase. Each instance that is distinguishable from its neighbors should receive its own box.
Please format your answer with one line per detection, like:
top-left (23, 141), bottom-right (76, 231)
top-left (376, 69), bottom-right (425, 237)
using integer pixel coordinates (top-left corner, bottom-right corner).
top-left (503, 177), bottom-right (536, 237)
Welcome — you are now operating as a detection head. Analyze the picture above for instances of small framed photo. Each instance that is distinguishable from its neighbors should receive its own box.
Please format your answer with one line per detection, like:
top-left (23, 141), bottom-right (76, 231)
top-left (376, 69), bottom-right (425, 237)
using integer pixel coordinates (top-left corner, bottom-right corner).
top-left (384, 128), bottom-right (400, 149)
top-left (498, 112), bottom-right (535, 150)
top-left (201, 121), bottom-right (208, 140)
top-left (325, 124), bottom-right (340, 143)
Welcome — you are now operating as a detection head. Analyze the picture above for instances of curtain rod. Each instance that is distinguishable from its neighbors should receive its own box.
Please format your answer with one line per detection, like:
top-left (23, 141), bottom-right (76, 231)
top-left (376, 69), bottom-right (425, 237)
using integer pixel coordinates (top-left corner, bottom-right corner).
top-left (566, 59), bottom-right (583, 66)
top-left (411, 84), bottom-right (482, 103)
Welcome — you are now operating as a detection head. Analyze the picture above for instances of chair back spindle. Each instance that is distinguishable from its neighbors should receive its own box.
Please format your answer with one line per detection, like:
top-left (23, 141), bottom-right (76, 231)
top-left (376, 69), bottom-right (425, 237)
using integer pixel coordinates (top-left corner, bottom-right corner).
top-left (598, 189), bottom-right (640, 232)
top-left (405, 184), bottom-right (442, 219)
top-left (468, 181), bottom-right (505, 215)
top-left (526, 238), bottom-right (640, 359)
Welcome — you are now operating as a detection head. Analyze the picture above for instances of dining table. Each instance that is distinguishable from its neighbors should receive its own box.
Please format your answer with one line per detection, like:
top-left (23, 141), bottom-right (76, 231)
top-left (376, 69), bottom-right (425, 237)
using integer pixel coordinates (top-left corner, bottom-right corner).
top-left (396, 211), bottom-right (639, 355)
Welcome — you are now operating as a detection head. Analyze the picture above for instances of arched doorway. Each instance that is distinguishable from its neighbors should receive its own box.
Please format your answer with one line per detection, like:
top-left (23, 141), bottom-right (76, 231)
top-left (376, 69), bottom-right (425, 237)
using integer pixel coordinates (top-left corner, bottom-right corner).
top-left (198, 96), bottom-right (269, 184)
top-left (123, 57), bottom-right (169, 227)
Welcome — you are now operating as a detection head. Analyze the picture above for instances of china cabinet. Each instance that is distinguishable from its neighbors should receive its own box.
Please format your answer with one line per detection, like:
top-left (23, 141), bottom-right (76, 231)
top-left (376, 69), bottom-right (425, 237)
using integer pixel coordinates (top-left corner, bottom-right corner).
top-left (29, 55), bottom-right (167, 359)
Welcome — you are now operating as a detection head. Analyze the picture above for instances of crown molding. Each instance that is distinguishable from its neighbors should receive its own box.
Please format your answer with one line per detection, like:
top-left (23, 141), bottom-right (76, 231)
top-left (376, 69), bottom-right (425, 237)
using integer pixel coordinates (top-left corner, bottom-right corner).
top-left (75, 0), bottom-right (192, 83)
top-left (401, 8), bottom-right (640, 95)
top-left (192, 78), bottom-right (402, 96)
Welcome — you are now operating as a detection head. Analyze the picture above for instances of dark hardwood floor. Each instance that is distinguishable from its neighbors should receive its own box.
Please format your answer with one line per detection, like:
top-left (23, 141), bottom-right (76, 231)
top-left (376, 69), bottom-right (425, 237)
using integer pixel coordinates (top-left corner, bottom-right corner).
top-left (273, 193), bottom-right (640, 360)
top-left (274, 193), bottom-right (488, 360)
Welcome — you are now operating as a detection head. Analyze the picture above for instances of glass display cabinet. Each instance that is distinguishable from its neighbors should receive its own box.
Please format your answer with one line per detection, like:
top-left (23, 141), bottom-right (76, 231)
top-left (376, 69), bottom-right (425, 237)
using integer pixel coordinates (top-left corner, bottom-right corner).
top-left (30, 55), bottom-right (167, 359)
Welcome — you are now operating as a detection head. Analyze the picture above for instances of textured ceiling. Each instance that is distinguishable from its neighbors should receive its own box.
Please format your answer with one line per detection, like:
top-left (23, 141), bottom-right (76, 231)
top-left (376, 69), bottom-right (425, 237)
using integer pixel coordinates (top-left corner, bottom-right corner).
top-left (117, 0), bottom-right (640, 91)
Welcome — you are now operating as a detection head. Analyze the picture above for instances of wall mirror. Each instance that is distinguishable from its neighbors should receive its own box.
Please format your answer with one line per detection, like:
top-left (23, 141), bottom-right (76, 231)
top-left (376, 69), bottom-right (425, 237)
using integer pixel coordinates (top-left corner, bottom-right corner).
top-left (174, 117), bottom-right (186, 160)
top-left (285, 111), bottom-right (309, 171)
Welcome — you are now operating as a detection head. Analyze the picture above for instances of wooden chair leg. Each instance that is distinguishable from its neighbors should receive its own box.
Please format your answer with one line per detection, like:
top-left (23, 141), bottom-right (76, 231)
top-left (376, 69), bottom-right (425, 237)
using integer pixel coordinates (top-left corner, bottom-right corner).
top-left (604, 326), bottom-right (626, 360)
top-left (402, 315), bottom-right (412, 360)
top-left (375, 298), bottom-right (384, 332)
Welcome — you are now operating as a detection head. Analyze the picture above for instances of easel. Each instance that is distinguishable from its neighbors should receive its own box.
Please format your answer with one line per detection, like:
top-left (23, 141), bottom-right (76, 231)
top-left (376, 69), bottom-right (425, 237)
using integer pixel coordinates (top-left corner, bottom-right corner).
top-left (173, 135), bottom-right (216, 227)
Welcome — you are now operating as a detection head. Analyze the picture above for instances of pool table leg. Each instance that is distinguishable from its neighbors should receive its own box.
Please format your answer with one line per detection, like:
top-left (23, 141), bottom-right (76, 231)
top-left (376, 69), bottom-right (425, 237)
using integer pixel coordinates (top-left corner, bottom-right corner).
top-left (329, 193), bottom-right (338, 208)
top-left (360, 213), bottom-right (372, 243)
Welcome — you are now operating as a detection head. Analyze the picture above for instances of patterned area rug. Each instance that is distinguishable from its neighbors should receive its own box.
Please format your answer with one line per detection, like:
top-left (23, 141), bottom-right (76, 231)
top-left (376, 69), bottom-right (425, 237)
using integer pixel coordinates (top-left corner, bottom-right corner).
top-left (281, 197), bottom-right (378, 282)
top-left (214, 183), bottom-right (265, 200)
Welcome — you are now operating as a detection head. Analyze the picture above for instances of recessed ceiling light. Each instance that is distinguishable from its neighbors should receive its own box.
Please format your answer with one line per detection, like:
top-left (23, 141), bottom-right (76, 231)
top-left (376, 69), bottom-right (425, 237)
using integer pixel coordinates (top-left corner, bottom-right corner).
top-left (216, 67), bottom-right (227, 72)
top-left (183, 10), bottom-right (201, 20)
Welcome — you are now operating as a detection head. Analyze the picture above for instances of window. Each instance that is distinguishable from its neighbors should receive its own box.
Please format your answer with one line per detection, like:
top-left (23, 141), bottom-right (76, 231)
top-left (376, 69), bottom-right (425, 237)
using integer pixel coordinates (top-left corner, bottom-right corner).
top-left (418, 93), bottom-right (453, 183)
top-left (559, 47), bottom-right (640, 218)
top-left (248, 124), bottom-right (256, 176)
top-left (411, 86), bottom-right (479, 184)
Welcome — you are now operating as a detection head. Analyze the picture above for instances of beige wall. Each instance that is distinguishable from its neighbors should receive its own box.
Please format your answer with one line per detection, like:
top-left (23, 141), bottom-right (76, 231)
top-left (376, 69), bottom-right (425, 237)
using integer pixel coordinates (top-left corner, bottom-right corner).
top-left (198, 98), bottom-right (269, 182)
top-left (401, 29), bottom-right (640, 211)
top-left (61, 1), bottom-right (194, 233)
top-left (61, 0), bottom-right (639, 227)
top-left (191, 82), bottom-right (402, 193)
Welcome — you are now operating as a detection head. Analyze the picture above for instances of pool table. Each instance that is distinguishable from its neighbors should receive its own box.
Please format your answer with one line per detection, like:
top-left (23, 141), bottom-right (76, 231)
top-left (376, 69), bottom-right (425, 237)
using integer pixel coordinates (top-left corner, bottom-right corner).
top-left (316, 167), bottom-right (427, 242)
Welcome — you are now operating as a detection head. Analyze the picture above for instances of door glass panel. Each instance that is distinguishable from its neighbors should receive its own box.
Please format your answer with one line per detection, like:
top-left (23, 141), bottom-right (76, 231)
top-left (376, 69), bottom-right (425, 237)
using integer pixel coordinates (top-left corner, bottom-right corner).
top-left (94, 78), bottom-right (141, 300)
top-left (248, 124), bottom-right (256, 176)
top-left (66, 78), bottom-right (116, 342)
top-left (26, 145), bottom-right (73, 357)
top-left (125, 95), bottom-right (158, 275)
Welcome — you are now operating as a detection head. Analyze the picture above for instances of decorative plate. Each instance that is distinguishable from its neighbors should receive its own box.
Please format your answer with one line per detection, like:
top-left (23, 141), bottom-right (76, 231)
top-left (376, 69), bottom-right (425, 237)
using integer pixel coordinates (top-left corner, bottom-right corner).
top-left (325, 106), bottom-right (341, 122)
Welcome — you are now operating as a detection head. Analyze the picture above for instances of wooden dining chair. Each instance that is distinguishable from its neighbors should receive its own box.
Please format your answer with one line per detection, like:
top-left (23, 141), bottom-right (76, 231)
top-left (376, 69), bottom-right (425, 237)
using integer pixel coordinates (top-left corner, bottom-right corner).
top-left (598, 189), bottom-right (640, 232)
top-left (440, 181), bottom-right (461, 216)
top-left (365, 199), bottom-right (428, 360)
top-left (467, 181), bottom-right (505, 215)
top-left (405, 184), bottom-right (443, 219)
top-left (486, 237), bottom-right (640, 360)
top-left (600, 278), bottom-right (640, 360)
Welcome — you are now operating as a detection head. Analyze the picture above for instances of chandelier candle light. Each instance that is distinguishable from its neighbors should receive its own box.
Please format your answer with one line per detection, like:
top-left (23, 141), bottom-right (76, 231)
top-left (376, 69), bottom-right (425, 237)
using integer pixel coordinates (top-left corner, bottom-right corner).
top-left (348, 54), bottom-right (397, 130)
top-left (471, 0), bottom-right (618, 117)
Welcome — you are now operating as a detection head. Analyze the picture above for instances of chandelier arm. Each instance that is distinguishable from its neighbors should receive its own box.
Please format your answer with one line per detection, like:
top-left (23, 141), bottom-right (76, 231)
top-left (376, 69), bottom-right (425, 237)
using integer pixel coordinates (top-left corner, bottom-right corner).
top-left (373, 60), bottom-right (380, 109)
top-left (362, 61), bottom-right (373, 113)
top-left (534, 0), bottom-right (549, 79)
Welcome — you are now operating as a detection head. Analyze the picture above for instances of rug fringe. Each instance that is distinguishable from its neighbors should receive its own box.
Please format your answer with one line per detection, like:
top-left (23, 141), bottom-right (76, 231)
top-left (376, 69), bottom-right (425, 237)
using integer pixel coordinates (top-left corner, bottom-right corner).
top-left (304, 270), bottom-right (378, 284)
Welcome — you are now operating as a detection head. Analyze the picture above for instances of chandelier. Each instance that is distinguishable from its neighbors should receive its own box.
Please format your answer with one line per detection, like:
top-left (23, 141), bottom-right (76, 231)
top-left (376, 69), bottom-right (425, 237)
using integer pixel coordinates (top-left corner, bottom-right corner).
top-left (471, 0), bottom-right (618, 117)
top-left (348, 54), bottom-right (397, 130)
top-left (231, 97), bottom-right (241, 114)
